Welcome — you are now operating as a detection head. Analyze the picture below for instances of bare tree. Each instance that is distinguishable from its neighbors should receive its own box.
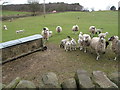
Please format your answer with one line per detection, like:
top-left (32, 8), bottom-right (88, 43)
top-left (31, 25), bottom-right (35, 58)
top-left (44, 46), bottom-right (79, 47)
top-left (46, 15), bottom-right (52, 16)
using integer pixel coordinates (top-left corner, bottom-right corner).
top-left (28, 0), bottom-right (40, 16)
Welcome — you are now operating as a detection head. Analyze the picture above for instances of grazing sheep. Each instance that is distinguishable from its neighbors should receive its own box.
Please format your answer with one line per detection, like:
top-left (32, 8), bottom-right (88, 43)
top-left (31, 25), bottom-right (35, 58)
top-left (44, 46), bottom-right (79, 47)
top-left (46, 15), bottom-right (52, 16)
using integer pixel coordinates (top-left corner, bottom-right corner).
top-left (60, 36), bottom-right (71, 48)
top-left (78, 32), bottom-right (83, 50)
top-left (108, 36), bottom-right (120, 60)
top-left (82, 34), bottom-right (91, 53)
top-left (16, 29), bottom-right (24, 33)
top-left (64, 41), bottom-right (72, 51)
top-left (71, 38), bottom-right (77, 51)
top-left (90, 36), bottom-right (106, 60)
top-left (3, 25), bottom-right (8, 30)
top-left (56, 26), bottom-right (62, 33)
top-left (72, 25), bottom-right (79, 34)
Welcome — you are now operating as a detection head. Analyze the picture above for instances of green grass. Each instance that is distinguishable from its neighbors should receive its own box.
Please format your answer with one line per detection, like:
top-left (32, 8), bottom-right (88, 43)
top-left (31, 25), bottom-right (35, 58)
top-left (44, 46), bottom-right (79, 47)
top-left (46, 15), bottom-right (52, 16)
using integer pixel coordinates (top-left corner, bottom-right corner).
top-left (2, 10), bottom-right (31, 16)
top-left (2, 11), bottom-right (118, 43)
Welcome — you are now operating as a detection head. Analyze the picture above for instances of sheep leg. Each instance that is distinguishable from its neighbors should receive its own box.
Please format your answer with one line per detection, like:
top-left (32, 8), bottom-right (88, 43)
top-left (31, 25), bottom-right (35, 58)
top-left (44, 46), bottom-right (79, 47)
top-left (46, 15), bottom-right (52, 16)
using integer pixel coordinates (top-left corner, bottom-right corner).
top-left (65, 46), bottom-right (67, 51)
top-left (70, 47), bottom-right (72, 51)
top-left (84, 48), bottom-right (87, 53)
top-left (96, 52), bottom-right (100, 60)
top-left (114, 57), bottom-right (117, 60)
top-left (79, 45), bottom-right (83, 51)
top-left (75, 46), bottom-right (76, 50)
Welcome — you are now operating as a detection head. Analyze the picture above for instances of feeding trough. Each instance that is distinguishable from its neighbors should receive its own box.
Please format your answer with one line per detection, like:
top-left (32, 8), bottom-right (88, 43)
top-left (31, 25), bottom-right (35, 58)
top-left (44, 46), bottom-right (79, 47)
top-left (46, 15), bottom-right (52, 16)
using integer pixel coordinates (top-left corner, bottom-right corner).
top-left (0, 34), bottom-right (44, 64)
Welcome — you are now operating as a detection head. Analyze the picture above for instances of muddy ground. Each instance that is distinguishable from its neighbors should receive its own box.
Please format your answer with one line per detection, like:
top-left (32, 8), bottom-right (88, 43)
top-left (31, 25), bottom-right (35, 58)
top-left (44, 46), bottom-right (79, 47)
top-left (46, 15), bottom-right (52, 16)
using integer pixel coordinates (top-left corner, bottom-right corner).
top-left (2, 43), bottom-right (118, 87)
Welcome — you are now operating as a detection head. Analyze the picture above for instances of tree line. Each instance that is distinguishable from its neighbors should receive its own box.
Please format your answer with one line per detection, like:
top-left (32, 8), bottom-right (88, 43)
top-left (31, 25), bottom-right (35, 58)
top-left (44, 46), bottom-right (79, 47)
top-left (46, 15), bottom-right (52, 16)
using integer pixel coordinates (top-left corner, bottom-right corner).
top-left (2, 2), bottom-right (83, 15)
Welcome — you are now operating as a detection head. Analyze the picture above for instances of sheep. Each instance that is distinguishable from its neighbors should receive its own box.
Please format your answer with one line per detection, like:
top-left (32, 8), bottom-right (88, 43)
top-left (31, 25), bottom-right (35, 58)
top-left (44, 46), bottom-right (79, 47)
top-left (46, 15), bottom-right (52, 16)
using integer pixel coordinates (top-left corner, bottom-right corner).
top-left (78, 32), bottom-right (83, 39)
top-left (16, 29), bottom-right (24, 33)
top-left (90, 36), bottom-right (106, 60)
top-left (41, 27), bottom-right (49, 40)
top-left (108, 36), bottom-right (120, 60)
top-left (95, 28), bottom-right (102, 34)
top-left (3, 25), bottom-right (8, 30)
top-left (56, 26), bottom-right (62, 33)
top-left (82, 34), bottom-right (91, 53)
top-left (60, 36), bottom-right (71, 48)
top-left (78, 32), bottom-right (83, 50)
top-left (64, 41), bottom-right (72, 51)
top-left (72, 25), bottom-right (79, 34)
top-left (49, 31), bottom-right (53, 37)
top-left (89, 26), bottom-right (103, 37)
top-left (9, 18), bottom-right (13, 22)
top-left (71, 38), bottom-right (77, 51)
top-left (98, 32), bottom-right (108, 38)
top-left (89, 26), bottom-right (96, 37)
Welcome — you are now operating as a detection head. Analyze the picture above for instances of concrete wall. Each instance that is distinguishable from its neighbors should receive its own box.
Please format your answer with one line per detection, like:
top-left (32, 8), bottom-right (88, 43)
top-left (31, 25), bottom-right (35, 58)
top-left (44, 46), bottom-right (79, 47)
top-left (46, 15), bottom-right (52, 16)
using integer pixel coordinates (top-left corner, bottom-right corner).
top-left (1, 70), bottom-right (119, 89)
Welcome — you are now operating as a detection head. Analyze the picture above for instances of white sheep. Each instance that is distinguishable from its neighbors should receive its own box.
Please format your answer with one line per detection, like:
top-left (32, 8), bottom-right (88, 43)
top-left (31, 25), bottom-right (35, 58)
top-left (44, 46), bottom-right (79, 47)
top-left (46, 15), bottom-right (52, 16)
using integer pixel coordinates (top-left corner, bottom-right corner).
top-left (98, 32), bottom-right (108, 38)
top-left (89, 26), bottom-right (96, 36)
top-left (41, 27), bottom-right (49, 40)
top-left (71, 38), bottom-right (77, 51)
top-left (3, 25), bottom-right (8, 30)
top-left (108, 36), bottom-right (120, 60)
top-left (16, 29), bottom-right (24, 33)
top-left (89, 26), bottom-right (103, 37)
top-left (60, 36), bottom-right (71, 48)
top-left (90, 36), bottom-right (106, 60)
top-left (56, 26), bottom-right (62, 33)
top-left (49, 31), bottom-right (53, 37)
top-left (64, 41), bottom-right (72, 51)
top-left (72, 25), bottom-right (79, 34)
top-left (82, 34), bottom-right (91, 53)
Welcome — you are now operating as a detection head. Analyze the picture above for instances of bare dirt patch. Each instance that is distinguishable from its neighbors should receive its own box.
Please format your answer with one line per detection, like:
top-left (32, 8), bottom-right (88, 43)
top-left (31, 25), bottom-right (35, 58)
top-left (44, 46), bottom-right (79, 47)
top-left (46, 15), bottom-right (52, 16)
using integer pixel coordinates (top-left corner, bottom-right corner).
top-left (2, 43), bottom-right (118, 87)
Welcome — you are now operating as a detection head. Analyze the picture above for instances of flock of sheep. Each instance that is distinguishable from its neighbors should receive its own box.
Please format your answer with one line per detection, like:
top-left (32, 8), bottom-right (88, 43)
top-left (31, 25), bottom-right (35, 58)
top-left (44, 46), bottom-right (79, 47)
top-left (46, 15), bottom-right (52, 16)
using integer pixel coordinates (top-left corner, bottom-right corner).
top-left (41, 25), bottom-right (120, 61)
top-left (3, 24), bottom-right (119, 60)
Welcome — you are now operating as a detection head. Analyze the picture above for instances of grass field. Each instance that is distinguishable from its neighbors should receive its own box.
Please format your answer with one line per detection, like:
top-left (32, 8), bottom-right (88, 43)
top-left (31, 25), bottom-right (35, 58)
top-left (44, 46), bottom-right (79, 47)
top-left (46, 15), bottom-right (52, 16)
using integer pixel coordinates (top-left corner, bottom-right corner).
top-left (2, 11), bottom-right (118, 43)
top-left (2, 11), bottom-right (119, 85)
top-left (2, 10), bottom-right (31, 16)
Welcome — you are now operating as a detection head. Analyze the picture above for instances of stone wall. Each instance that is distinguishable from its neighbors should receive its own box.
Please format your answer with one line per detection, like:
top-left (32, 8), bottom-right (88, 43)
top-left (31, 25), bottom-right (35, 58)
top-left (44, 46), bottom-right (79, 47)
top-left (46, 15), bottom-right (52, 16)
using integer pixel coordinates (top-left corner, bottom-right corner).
top-left (1, 70), bottom-right (119, 89)
top-left (0, 34), bottom-right (43, 64)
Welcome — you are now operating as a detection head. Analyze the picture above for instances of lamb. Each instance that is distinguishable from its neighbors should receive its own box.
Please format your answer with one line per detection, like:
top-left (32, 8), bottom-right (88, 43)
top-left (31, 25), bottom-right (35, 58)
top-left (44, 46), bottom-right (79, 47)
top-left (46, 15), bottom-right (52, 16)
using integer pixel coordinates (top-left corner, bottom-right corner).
top-left (3, 25), bottom-right (8, 30)
top-left (72, 25), bottom-right (79, 34)
top-left (71, 38), bottom-right (77, 51)
top-left (64, 41), bottom-right (72, 51)
top-left (56, 26), bottom-right (62, 33)
top-left (16, 29), bottom-right (24, 33)
top-left (82, 34), bottom-right (91, 53)
top-left (90, 36), bottom-right (106, 60)
top-left (89, 26), bottom-right (103, 37)
top-left (60, 36), bottom-right (71, 48)
top-left (108, 36), bottom-right (120, 60)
